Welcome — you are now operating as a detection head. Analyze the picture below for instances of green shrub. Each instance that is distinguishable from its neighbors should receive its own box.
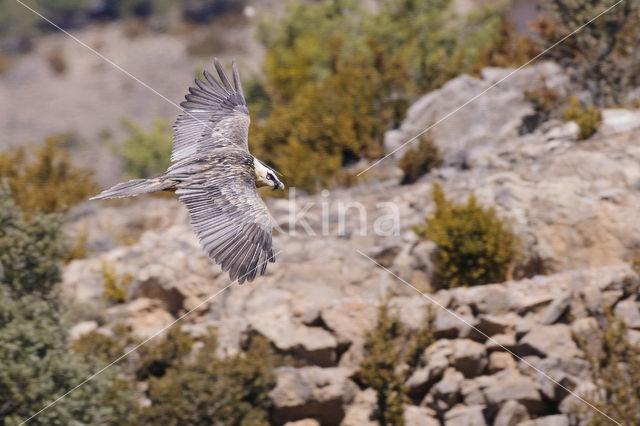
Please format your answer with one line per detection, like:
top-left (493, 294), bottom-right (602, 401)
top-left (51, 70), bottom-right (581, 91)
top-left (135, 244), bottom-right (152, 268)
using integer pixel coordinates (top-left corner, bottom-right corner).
top-left (563, 96), bottom-right (602, 140)
top-left (0, 286), bottom-right (136, 425)
top-left (534, 0), bottom-right (640, 107)
top-left (398, 135), bottom-right (442, 185)
top-left (136, 326), bottom-right (194, 381)
top-left (0, 137), bottom-right (99, 215)
top-left (70, 326), bottom-right (129, 364)
top-left (0, 195), bottom-right (134, 425)
top-left (140, 327), bottom-right (277, 425)
top-left (114, 117), bottom-right (172, 179)
top-left (0, 190), bottom-right (69, 297)
top-left (414, 183), bottom-right (518, 288)
top-left (360, 303), bottom-right (407, 425)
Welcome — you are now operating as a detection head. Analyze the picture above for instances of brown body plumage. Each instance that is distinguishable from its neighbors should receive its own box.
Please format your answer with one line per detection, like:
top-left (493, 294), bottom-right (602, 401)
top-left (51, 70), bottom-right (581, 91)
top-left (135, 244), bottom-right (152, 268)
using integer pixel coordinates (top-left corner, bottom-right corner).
top-left (90, 59), bottom-right (283, 284)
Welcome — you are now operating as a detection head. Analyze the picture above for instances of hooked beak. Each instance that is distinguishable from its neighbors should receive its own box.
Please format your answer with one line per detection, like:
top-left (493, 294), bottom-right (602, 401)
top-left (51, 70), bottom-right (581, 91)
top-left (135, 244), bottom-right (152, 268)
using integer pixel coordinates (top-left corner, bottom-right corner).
top-left (272, 181), bottom-right (285, 192)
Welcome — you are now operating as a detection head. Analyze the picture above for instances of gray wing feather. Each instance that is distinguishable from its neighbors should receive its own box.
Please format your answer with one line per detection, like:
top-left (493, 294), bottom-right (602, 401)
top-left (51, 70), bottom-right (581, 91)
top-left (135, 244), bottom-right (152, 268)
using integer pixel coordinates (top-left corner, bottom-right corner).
top-left (172, 59), bottom-right (250, 163)
top-left (172, 149), bottom-right (275, 284)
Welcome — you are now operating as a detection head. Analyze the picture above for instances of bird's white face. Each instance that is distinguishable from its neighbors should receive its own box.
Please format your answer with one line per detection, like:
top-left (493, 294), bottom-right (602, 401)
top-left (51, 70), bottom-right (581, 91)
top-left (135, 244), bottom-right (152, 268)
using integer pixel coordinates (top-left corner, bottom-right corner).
top-left (254, 158), bottom-right (285, 191)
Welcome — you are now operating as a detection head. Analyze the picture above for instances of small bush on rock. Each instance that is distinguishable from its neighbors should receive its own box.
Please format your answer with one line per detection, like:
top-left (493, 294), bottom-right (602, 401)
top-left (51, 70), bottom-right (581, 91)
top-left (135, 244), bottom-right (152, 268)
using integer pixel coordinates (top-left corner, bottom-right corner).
top-left (414, 183), bottom-right (518, 288)
top-left (360, 303), bottom-right (436, 423)
top-left (563, 96), bottom-right (601, 140)
top-left (100, 262), bottom-right (131, 304)
top-left (360, 303), bottom-right (407, 426)
top-left (575, 311), bottom-right (640, 425)
top-left (399, 135), bottom-right (442, 185)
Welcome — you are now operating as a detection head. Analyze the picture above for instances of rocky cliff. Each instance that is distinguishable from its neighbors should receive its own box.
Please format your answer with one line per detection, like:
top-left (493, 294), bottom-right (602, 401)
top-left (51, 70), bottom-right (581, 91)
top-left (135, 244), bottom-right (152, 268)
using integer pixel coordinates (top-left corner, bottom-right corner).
top-left (63, 62), bottom-right (640, 425)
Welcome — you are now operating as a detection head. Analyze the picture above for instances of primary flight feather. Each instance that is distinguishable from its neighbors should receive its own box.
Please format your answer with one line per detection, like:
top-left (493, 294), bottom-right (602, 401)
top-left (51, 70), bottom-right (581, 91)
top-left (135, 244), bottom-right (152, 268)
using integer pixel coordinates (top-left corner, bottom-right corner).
top-left (90, 59), bottom-right (284, 284)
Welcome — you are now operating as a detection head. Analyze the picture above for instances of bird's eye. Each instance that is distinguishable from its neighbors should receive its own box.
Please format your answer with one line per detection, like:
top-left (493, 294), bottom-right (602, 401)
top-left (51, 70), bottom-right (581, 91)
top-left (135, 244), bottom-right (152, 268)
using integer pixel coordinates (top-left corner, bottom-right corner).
top-left (266, 173), bottom-right (273, 180)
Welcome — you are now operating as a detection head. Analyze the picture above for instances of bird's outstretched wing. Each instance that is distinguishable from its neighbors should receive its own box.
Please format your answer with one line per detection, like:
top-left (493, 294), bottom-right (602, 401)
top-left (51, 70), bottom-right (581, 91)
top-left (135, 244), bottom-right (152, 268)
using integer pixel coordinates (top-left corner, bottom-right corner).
top-left (170, 148), bottom-right (275, 284)
top-left (172, 59), bottom-right (250, 163)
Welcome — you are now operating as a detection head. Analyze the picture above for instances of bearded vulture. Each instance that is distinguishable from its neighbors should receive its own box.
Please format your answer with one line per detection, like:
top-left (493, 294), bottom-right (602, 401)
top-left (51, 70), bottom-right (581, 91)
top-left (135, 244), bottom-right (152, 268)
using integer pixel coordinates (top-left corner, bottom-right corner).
top-left (90, 59), bottom-right (284, 284)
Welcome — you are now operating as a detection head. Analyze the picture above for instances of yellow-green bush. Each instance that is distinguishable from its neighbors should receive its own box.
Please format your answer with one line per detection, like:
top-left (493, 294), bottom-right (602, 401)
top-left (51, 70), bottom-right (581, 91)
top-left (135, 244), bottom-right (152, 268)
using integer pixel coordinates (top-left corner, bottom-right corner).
top-left (398, 135), bottom-right (442, 185)
top-left (360, 303), bottom-right (407, 425)
top-left (359, 303), bottom-right (436, 424)
top-left (563, 96), bottom-right (602, 140)
top-left (100, 262), bottom-right (131, 304)
top-left (0, 137), bottom-right (99, 215)
top-left (414, 183), bottom-right (518, 288)
top-left (113, 117), bottom-right (172, 179)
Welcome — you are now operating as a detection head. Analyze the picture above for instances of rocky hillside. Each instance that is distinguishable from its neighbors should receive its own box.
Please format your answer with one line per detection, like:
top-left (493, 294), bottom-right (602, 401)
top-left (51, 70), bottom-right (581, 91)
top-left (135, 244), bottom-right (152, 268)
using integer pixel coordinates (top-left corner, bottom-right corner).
top-left (63, 62), bottom-right (640, 425)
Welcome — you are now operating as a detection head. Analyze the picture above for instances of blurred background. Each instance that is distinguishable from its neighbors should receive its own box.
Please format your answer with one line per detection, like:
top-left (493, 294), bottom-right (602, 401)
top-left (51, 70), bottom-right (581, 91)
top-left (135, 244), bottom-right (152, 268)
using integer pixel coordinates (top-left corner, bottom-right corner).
top-left (2, 0), bottom-right (640, 425)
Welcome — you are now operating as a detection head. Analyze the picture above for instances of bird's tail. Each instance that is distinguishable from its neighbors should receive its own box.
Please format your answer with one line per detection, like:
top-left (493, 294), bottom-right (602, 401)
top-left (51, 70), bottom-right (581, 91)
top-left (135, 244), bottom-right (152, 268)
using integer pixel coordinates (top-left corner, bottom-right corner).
top-left (89, 175), bottom-right (175, 200)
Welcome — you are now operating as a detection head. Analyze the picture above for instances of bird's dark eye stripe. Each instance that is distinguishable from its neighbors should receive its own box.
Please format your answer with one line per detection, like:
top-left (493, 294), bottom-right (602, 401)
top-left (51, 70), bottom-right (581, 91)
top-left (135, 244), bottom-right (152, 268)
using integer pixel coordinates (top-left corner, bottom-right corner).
top-left (266, 173), bottom-right (273, 180)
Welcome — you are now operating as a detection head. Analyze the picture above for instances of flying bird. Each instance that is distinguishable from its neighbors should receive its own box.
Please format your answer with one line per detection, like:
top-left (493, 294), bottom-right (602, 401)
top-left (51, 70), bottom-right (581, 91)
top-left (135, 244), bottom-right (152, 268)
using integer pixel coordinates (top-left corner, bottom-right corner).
top-left (90, 59), bottom-right (284, 284)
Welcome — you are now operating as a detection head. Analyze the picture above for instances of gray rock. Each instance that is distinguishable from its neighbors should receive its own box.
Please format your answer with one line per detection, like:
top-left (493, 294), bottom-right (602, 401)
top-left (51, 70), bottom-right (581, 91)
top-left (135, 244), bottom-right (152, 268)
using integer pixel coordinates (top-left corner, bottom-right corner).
top-left (614, 299), bottom-right (640, 329)
top-left (249, 306), bottom-right (338, 367)
top-left (483, 371), bottom-right (544, 414)
top-left (444, 404), bottom-right (487, 426)
top-left (517, 324), bottom-right (582, 360)
top-left (451, 339), bottom-right (488, 378)
top-left (404, 405), bottom-right (439, 426)
top-left (514, 317), bottom-right (534, 339)
top-left (340, 388), bottom-right (377, 426)
top-left (485, 333), bottom-right (517, 352)
top-left (493, 399), bottom-right (529, 426)
top-left (599, 108), bottom-right (640, 136)
top-left (518, 414), bottom-right (569, 426)
top-left (475, 314), bottom-right (512, 336)
top-left (270, 366), bottom-right (357, 425)
top-left (428, 369), bottom-right (464, 411)
top-left (539, 292), bottom-right (571, 325)
top-left (488, 352), bottom-right (516, 374)
top-left (461, 378), bottom-right (486, 406)
top-left (571, 317), bottom-right (600, 356)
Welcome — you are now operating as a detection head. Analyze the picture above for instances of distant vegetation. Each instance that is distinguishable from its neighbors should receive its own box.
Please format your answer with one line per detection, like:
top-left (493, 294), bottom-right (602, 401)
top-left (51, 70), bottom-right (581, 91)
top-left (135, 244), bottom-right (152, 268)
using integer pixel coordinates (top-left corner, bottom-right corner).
top-left (0, 137), bottom-right (99, 215)
top-left (414, 183), bottom-right (519, 288)
top-left (113, 117), bottom-right (172, 179)
top-left (535, 0), bottom-right (640, 107)
top-left (0, 0), bottom-right (246, 52)
top-left (563, 95), bottom-right (602, 140)
top-left (249, 0), bottom-right (532, 192)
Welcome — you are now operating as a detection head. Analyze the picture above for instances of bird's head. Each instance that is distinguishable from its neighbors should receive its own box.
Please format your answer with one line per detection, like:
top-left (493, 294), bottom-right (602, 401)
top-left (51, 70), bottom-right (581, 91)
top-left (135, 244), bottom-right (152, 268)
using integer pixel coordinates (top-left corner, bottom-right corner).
top-left (254, 158), bottom-right (285, 191)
